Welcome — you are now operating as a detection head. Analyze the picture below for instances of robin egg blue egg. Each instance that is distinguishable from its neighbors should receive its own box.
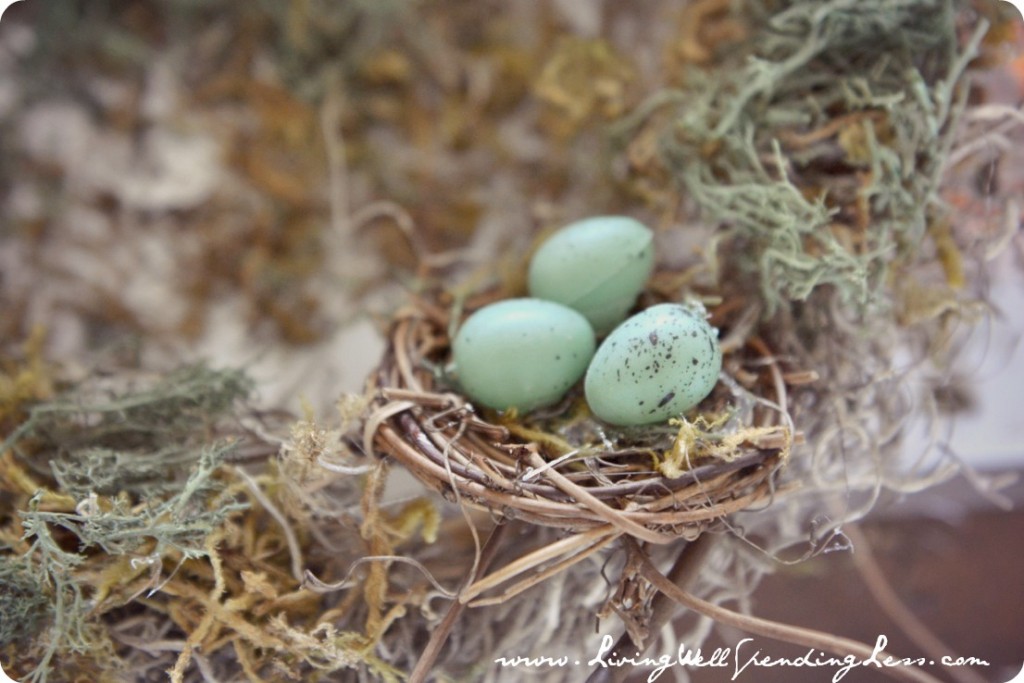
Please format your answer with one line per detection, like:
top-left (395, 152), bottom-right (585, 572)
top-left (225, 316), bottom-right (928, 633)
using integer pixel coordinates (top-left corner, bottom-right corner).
top-left (452, 298), bottom-right (596, 412)
top-left (528, 216), bottom-right (655, 334)
top-left (584, 303), bottom-right (722, 426)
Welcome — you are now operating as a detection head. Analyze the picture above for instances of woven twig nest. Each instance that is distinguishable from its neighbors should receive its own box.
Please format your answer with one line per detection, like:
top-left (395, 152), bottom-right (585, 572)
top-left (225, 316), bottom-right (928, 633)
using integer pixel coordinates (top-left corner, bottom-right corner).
top-left (364, 286), bottom-right (792, 549)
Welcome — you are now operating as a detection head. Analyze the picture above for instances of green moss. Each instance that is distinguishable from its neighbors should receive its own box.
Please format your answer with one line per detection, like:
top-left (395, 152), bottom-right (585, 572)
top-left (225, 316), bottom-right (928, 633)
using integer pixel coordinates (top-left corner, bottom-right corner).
top-left (0, 364), bottom-right (254, 682)
top-left (616, 0), bottom-right (983, 313)
top-left (0, 557), bottom-right (51, 648)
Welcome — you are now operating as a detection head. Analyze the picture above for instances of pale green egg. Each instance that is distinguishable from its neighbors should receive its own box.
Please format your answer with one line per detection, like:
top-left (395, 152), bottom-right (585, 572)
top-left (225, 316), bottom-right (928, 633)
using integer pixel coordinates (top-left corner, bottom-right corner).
top-left (528, 216), bottom-right (655, 334)
top-left (452, 298), bottom-right (596, 412)
top-left (584, 303), bottom-right (722, 426)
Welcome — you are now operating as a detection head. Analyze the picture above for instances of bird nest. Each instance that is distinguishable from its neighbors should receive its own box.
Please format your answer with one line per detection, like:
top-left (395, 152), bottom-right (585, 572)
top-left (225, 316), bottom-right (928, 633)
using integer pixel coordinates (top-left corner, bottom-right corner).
top-left (363, 285), bottom-right (797, 555)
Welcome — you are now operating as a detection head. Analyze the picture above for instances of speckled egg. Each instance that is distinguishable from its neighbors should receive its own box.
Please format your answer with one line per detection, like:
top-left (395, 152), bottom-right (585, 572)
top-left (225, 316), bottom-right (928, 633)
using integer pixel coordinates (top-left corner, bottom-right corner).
top-left (584, 303), bottom-right (722, 426)
top-left (452, 298), bottom-right (596, 412)
top-left (528, 216), bottom-right (655, 334)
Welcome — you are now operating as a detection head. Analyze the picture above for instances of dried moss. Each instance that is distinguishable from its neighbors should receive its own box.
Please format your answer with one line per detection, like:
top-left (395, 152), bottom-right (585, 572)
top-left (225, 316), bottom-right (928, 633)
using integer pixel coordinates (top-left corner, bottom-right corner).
top-left (24, 445), bottom-right (243, 558)
top-left (617, 0), bottom-right (981, 314)
top-left (0, 557), bottom-right (51, 648)
top-left (2, 363), bottom-right (251, 468)
top-left (0, 327), bottom-right (53, 438)
top-left (0, 365), bottom-right (253, 682)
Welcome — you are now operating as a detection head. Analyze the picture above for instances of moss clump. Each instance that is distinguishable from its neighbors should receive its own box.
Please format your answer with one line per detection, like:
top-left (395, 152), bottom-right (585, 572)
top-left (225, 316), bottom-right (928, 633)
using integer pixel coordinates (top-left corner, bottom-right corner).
top-left (0, 558), bottom-right (51, 648)
top-left (0, 364), bottom-right (253, 683)
top-left (618, 0), bottom-right (980, 314)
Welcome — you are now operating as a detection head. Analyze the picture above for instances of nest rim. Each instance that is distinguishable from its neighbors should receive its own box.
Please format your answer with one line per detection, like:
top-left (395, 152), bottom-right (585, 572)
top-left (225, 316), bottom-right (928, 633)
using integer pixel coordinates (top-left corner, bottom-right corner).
top-left (365, 287), bottom-right (790, 545)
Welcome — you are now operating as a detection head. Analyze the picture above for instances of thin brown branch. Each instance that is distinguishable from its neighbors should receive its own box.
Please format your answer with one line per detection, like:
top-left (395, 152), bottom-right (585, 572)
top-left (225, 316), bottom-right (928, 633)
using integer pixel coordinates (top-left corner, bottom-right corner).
top-left (408, 521), bottom-right (512, 683)
top-left (586, 533), bottom-right (717, 683)
top-left (845, 524), bottom-right (989, 683)
top-left (629, 537), bottom-right (946, 683)
top-left (466, 530), bottom-right (621, 607)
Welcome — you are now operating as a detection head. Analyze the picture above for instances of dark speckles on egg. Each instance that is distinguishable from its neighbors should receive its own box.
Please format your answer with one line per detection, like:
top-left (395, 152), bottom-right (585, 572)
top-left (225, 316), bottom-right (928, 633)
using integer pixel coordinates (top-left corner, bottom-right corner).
top-left (584, 303), bottom-right (723, 426)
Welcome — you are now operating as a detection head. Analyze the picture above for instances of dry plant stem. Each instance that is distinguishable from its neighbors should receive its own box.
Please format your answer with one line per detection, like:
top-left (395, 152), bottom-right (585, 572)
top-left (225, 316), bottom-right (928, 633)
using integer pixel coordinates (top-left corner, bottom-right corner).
top-left (844, 524), bottom-right (989, 683)
top-left (408, 521), bottom-right (513, 683)
top-left (234, 466), bottom-right (304, 582)
top-left (525, 452), bottom-right (678, 544)
top-left (586, 533), bottom-right (718, 683)
top-left (627, 538), bottom-right (946, 683)
top-left (464, 527), bottom-right (622, 607)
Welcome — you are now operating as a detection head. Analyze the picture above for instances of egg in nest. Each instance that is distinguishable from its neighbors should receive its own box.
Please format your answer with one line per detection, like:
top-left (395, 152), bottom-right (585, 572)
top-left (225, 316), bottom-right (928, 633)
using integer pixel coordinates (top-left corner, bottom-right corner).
top-left (528, 216), bottom-right (654, 334)
top-left (452, 298), bottom-right (596, 412)
top-left (585, 303), bottom-right (722, 426)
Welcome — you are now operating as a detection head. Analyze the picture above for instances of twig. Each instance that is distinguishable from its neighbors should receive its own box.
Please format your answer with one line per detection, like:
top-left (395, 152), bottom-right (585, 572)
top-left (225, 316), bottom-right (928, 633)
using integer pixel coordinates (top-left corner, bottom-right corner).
top-left (320, 86), bottom-right (350, 240)
top-left (526, 452), bottom-right (678, 545)
top-left (459, 526), bottom-right (620, 605)
top-left (408, 521), bottom-right (512, 683)
top-left (845, 524), bottom-right (989, 683)
top-left (466, 529), bottom-right (621, 607)
top-left (628, 537), bottom-right (946, 683)
top-left (234, 466), bottom-right (305, 583)
top-left (586, 533), bottom-right (717, 683)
